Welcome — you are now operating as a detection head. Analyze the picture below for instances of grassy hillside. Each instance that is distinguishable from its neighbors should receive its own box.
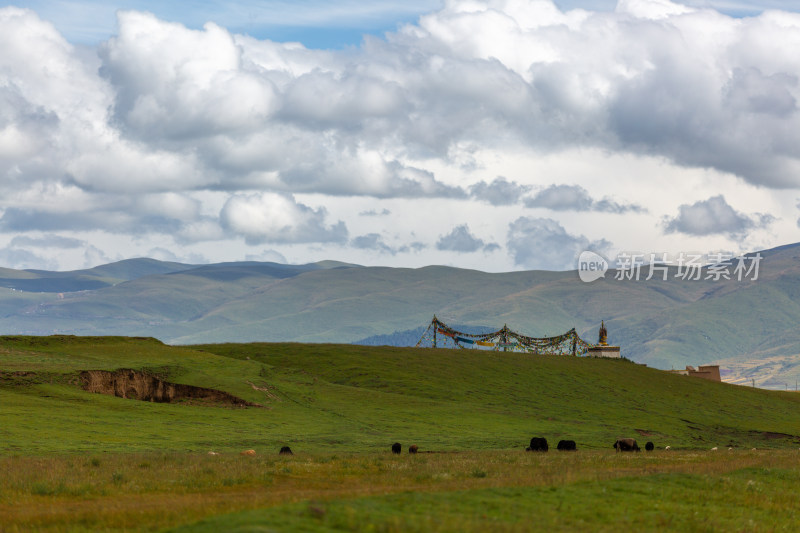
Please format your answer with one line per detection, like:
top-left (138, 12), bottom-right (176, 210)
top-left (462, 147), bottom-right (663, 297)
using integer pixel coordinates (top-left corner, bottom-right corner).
top-left (0, 258), bottom-right (195, 293)
top-left (4, 336), bottom-right (800, 532)
top-left (3, 336), bottom-right (800, 456)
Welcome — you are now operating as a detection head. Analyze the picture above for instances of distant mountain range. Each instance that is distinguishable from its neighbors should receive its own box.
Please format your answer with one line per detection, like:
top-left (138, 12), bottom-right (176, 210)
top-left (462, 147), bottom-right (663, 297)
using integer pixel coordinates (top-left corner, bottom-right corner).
top-left (1, 244), bottom-right (799, 388)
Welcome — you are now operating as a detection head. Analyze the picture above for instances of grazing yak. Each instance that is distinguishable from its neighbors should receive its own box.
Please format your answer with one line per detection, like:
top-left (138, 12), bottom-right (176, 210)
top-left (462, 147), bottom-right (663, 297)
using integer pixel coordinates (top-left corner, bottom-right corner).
top-left (613, 438), bottom-right (640, 452)
top-left (391, 442), bottom-right (402, 454)
top-left (645, 441), bottom-right (654, 451)
top-left (279, 446), bottom-right (293, 455)
top-left (557, 440), bottom-right (577, 451)
top-left (528, 437), bottom-right (549, 452)
top-left (409, 445), bottom-right (418, 454)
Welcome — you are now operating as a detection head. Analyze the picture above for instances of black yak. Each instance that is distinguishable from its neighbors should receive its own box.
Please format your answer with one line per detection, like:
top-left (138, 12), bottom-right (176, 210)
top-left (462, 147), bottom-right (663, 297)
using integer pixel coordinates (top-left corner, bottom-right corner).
top-left (557, 440), bottom-right (577, 451)
top-left (391, 442), bottom-right (401, 454)
top-left (279, 446), bottom-right (293, 455)
top-left (613, 438), bottom-right (640, 452)
top-left (529, 437), bottom-right (549, 452)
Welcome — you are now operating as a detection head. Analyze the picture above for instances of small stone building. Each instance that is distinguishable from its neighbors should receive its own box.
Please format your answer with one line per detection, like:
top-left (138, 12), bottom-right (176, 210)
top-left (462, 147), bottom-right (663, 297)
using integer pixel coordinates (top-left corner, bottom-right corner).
top-left (672, 365), bottom-right (721, 382)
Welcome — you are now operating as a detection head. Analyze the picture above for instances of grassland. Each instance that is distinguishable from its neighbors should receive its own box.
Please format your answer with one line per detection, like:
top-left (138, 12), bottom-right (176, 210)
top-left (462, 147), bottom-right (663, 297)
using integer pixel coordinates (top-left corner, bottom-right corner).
top-left (4, 449), bottom-right (800, 532)
top-left (3, 335), bottom-right (800, 531)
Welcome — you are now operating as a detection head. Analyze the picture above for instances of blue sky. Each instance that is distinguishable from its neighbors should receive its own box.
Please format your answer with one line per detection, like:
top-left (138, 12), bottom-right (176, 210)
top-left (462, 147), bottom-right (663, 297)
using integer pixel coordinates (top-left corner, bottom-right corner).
top-left (1, 0), bottom-right (800, 272)
top-left (5, 0), bottom-right (444, 47)
top-left (8, 1), bottom-right (800, 48)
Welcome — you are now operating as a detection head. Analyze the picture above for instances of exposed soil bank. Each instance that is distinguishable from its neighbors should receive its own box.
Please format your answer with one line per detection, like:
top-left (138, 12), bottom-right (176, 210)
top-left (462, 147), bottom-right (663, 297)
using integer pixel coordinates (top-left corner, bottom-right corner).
top-left (79, 369), bottom-right (260, 407)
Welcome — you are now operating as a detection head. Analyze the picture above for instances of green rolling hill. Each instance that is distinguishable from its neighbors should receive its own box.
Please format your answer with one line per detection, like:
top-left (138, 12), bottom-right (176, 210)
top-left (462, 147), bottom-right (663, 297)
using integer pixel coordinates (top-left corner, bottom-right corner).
top-left (2, 336), bottom-right (800, 455)
top-left (0, 257), bottom-right (194, 292)
top-left (0, 245), bottom-right (798, 386)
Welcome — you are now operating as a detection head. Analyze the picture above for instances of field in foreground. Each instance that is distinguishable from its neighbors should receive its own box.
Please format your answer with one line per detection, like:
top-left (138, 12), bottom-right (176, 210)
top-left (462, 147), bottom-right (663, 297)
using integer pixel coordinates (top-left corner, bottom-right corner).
top-left (3, 336), bottom-right (800, 531)
top-left (2, 449), bottom-right (800, 532)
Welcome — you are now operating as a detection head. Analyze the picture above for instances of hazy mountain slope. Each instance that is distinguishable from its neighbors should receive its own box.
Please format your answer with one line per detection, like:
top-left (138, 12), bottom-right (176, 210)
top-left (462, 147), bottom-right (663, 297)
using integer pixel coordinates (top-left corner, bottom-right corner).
top-left (167, 266), bottom-right (572, 343)
top-left (0, 258), bottom-right (194, 293)
top-left (0, 260), bottom-right (363, 338)
top-left (0, 244), bottom-right (798, 385)
top-left (78, 257), bottom-right (195, 281)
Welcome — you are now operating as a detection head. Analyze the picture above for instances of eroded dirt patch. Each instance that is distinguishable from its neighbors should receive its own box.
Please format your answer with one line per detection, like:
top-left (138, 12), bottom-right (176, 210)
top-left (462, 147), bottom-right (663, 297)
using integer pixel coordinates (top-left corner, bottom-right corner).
top-left (749, 430), bottom-right (800, 442)
top-left (79, 369), bottom-right (260, 407)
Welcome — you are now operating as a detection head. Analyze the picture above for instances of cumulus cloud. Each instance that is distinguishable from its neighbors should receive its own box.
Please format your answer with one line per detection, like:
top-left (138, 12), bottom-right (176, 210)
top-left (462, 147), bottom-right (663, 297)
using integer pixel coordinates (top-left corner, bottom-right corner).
top-left (0, 85), bottom-right (58, 164)
top-left (3, 2), bottom-right (800, 269)
top-left (797, 200), bottom-right (800, 229)
top-left (725, 67), bottom-right (797, 117)
top-left (220, 192), bottom-right (348, 245)
top-left (0, 207), bottom-right (185, 234)
top-left (81, 245), bottom-right (113, 269)
top-left (3, 191), bottom-right (206, 234)
top-left (507, 217), bottom-right (611, 270)
top-left (469, 177), bottom-right (531, 205)
top-left (525, 184), bottom-right (593, 211)
top-left (436, 224), bottom-right (500, 253)
top-left (359, 208), bottom-right (391, 216)
top-left (0, 247), bottom-right (58, 271)
top-left (279, 155), bottom-right (467, 198)
top-left (398, 241), bottom-right (427, 253)
top-left (10, 234), bottom-right (84, 249)
top-left (0, 235), bottom-right (110, 271)
top-left (663, 195), bottom-right (773, 237)
top-left (351, 234), bottom-right (427, 254)
top-left (4, 2), bottom-right (800, 202)
top-left (524, 184), bottom-right (645, 213)
top-left (351, 233), bottom-right (397, 254)
top-left (99, 11), bottom-right (279, 141)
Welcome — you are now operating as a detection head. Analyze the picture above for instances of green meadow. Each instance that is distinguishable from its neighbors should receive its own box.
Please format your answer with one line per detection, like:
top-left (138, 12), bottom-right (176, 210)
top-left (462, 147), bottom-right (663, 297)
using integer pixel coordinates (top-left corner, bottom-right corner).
top-left (2, 335), bottom-right (800, 531)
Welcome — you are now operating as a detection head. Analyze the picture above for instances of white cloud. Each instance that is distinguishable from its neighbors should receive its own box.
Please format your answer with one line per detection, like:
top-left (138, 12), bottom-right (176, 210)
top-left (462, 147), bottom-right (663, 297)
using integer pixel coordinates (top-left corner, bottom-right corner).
top-left (436, 224), bottom-right (499, 253)
top-left (2, 2), bottom-right (800, 271)
top-left (0, 246), bottom-right (58, 270)
top-left (280, 70), bottom-right (408, 126)
top-left (0, 234), bottom-right (111, 271)
top-left (352, 233), bottom-right (397, 254)
top-left (617, 0), bottom-right (693, 18)
top-left (359, 208), bottom-right (391, 216)
top-left (7, 3), bottom-right (800, 197)
top-left (81, 245), bottom-right (113, 269)
top-left (663, 195), bottom-right (773, 237)
top-left (525, 184), bottom-right (594, 211)
top-left (507, 216), bottom-right (611, 270)
top-left (525, 184), bottom-right (645, 213)
top-left (220, 192), bottom-right (348, 244)
top-left (9, 234), bottom-right (84, 249)
top-left (0, 189), bottom-right (199, 235)
top-left (469, 177), bottom-right (531, 205)
top-left (100, 11), bottom-right (279, 141)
